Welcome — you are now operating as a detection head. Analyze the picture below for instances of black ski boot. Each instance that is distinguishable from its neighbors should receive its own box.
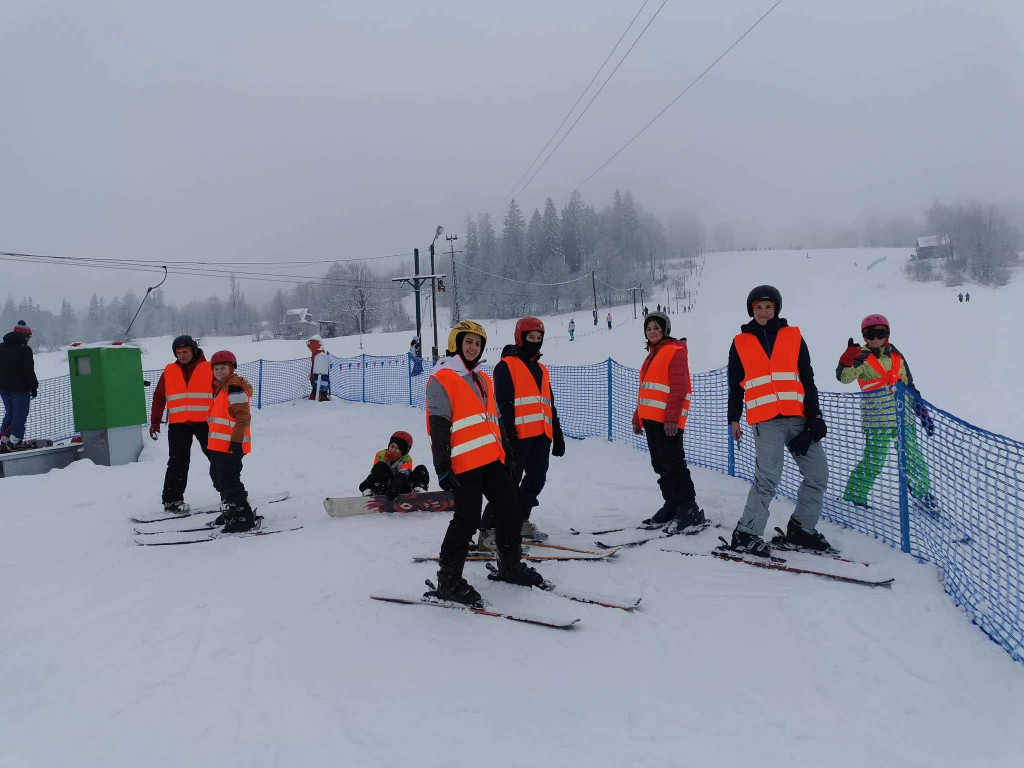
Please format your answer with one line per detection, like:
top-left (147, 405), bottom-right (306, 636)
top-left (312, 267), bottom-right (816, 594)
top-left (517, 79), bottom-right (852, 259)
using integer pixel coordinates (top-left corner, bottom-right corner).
top-left (664, 500), bottom-right (707, 535)
top-left (641, 502), bottom-right (676, 530)
top-left (784, 519), bottom-right (832, 552)
top-left (729, 528), bottom-right (772, 558)
top-left (410, 465), bottom-right (430, 493)
top-left (221, 501), bottom-right (257, 533)
top-left (431, 562), bottom-right (483, 607)
top-left (488, 548), bottom-right (548, 588)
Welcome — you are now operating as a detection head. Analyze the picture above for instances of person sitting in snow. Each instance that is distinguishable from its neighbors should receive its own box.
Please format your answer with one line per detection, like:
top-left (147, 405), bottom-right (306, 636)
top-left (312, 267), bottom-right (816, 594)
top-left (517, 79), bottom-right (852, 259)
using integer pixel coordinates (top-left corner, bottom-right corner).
top-left (307, 336), bottom-right (331, 401)
top-left (358, 430), bottom-right (430, 499)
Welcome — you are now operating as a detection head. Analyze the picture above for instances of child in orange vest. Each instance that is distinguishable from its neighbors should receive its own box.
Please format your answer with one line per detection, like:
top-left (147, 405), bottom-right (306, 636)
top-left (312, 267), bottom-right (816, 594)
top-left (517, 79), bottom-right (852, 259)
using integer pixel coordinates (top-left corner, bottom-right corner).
top-left (358, 430), bottom-right (430, 499)
top-left (208, 350), bottom-right (256, 533)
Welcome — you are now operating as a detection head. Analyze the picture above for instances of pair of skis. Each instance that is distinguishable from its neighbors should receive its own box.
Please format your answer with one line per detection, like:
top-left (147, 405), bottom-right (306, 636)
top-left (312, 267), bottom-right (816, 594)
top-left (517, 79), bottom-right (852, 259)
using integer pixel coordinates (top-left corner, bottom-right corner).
top-left (131, 492), bottom-right (302, 546)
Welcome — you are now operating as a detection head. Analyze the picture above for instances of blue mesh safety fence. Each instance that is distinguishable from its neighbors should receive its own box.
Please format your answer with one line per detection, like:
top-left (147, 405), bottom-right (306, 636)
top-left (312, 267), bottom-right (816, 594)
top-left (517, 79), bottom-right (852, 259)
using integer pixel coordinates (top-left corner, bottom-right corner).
top-left (4, 354), bottom-right (1021, 663)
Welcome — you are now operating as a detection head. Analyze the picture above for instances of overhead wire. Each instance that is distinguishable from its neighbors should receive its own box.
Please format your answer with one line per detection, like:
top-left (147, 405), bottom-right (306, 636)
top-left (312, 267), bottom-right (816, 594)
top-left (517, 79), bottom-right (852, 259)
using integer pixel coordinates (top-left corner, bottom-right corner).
top-left (558, 0), bottom-right (784, 206)
top-left (500, 0), bottom-right (668, 219)
top-left (489, 0), bottom-right (651, 219)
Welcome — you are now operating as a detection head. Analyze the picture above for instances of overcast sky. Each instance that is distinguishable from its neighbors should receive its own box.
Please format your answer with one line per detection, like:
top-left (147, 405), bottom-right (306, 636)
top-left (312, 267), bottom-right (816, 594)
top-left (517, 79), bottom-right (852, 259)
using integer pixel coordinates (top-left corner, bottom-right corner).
top-left (2, 0), bottom-right (1022, 309)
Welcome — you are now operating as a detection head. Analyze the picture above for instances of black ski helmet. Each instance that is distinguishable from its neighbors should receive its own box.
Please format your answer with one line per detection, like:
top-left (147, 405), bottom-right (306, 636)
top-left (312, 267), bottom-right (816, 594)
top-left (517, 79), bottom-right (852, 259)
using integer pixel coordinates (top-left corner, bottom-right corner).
top-left (171, 334), bottom-right (199, 356)
top-left (644, 310), bottom-right (671, 337)
top-left (746, 285), bottom-right (782, 317)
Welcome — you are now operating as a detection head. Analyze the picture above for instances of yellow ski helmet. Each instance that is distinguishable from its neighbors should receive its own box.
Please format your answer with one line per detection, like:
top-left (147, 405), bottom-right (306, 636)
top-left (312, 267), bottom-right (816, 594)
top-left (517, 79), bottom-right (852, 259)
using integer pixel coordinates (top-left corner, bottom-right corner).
top-left (446, 320), bottom-right (488, 355)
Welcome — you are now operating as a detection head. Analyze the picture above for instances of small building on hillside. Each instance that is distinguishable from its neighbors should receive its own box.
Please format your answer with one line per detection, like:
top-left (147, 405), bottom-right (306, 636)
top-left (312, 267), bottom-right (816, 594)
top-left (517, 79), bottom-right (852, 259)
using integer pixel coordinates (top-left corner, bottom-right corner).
top-left (281, 308), bottom-right (319, 339)
top-left (914, 235), bottom-right (952, 261)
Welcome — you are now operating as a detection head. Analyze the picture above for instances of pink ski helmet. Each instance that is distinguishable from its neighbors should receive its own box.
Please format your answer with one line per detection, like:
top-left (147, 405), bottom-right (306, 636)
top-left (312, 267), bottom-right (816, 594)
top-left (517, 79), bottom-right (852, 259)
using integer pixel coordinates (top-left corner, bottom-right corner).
top-left (861, 314), bottom-right (890, 333)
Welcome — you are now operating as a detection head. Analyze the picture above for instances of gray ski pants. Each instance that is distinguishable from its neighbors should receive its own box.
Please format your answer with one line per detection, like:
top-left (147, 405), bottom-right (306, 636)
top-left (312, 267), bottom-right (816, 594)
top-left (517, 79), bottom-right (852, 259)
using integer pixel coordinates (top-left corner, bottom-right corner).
top-left (736, 416), bottom-right (829, 537)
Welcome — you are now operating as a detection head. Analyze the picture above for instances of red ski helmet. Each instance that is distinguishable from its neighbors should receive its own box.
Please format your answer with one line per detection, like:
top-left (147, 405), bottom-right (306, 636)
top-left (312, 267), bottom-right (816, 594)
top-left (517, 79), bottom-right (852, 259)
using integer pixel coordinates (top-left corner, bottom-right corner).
top-left (861, 314), bottom-right (890, 333)
top-left (210, 350), bottom-right (238, 367)
top-left (515, 316), bottom-right (545, 347)
top-left (390, 430), bottom-right (413, 455)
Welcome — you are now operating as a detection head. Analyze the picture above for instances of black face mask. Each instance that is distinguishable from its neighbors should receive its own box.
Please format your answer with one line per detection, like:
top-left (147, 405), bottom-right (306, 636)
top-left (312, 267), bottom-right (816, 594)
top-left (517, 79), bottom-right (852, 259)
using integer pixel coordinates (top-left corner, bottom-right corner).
top-left (520, 339), bottom-right (543, 358)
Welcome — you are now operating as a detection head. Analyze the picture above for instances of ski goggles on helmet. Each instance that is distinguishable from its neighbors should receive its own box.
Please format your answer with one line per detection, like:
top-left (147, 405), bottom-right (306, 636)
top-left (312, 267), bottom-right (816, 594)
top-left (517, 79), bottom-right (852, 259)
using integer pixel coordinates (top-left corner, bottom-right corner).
top-left (863, 327), bottom-right (890, 340)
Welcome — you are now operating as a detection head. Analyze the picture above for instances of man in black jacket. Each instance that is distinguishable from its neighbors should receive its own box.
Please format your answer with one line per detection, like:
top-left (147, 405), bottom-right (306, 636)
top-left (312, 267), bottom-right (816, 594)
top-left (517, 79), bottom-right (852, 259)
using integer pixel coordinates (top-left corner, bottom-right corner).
top-left (0, 321), bottom-right (39, 452)
top-left (727, 287), bottom-right (831, 556)
top-left (477, 317), bottom-right (565, 549)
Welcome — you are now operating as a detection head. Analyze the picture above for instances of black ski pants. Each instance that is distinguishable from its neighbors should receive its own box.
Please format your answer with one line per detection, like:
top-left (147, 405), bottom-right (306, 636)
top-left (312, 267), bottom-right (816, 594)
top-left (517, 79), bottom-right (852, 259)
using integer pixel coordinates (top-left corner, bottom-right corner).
top-left (480, 435), bottom-right (550, 528)
top-left (643, 420), bottom-right (697, 510)
top-left (162, 422), bottom-right (216, 504)
top-left (209, 444), bottom-right (248, 507)
top-left (439, 461), bottom-right (522, 568)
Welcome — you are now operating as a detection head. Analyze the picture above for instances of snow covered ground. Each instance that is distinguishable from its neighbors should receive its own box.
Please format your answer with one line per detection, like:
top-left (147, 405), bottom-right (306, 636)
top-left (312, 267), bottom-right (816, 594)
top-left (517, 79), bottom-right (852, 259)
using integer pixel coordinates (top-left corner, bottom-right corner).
top-left (6, 247), bottom-right (1021, 765)
top-left (2, 398), bottom-right (1024, 767)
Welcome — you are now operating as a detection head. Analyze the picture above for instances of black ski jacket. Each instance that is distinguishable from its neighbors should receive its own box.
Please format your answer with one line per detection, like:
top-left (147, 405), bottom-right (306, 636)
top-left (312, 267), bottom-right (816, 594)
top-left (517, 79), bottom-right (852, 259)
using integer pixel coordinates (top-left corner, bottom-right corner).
top-left (0, 331), bottom-right (38, 393)
top-left (727, 318), bottom-right (820, 424)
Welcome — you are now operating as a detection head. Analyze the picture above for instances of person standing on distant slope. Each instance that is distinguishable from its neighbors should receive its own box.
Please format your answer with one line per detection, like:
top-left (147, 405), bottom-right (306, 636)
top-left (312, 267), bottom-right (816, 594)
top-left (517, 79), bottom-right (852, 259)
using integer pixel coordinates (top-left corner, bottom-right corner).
top-left (207, 350), bottom-right (257, 532)
top-left (727, 286), bottom-right (830, 556)
top-left (958, 292), bottom-right (963, 303)
top-left (606, 312), bottom-right (613, 329)
top-left (965, 292), bottom-right (971, 302)
top-left (568, 318), bottom-right (575, 341)
top-left (476, 317), bottom-right (565, 550)
top-left (837, 315), bottom-right (934, 511)
top-left (633, 311), bottom-right (705, 533)
top-left (149, 335), bottom-right (216, 514)
top-left (643, 306), bottom-right (649, 317)
top-left (424, 320), bottom-right (545, 606)
top-left (0, 321), bottom-right (38, 453)
top-left (307, 336), bottom-right (331, 401)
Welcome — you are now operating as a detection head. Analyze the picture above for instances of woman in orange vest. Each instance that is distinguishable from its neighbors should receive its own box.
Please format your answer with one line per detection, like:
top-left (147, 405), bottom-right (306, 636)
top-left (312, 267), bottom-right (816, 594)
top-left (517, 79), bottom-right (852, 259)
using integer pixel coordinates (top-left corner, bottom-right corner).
top-left (207, 350), bottom-right (256, 533)
top-left (631, 311), bottom-right (705, 534)
top-left (148, 335), bottom-right (216, 514)
top-left (727, 286), bottom-right (830, 557)
top-left (424, 320), bottom-right (546, 607)
top-left (837, 314), bottom-right (933, 510)
top-left (476, 317), bottom-right (565, 550)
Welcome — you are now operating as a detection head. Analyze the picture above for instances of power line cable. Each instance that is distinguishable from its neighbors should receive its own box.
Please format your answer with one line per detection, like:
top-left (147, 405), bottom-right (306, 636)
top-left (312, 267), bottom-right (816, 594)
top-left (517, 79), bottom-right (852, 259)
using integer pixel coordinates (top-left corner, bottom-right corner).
top-left (489, 0), bottom-right (651, 218)
top-left (497, 0), bottom-right (667, 220)
top-left (452, 259), bottom-right (590, 287)
top-left (558, 0), bottom-right (784, 206)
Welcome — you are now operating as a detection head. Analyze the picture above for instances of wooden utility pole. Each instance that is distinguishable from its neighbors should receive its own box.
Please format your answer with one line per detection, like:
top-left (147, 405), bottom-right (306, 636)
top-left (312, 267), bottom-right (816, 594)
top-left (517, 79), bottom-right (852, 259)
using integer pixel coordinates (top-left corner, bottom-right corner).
top-left (446, 234), bottom-right (460, 324)
top-left (591, 269), bottom-right (598, 325)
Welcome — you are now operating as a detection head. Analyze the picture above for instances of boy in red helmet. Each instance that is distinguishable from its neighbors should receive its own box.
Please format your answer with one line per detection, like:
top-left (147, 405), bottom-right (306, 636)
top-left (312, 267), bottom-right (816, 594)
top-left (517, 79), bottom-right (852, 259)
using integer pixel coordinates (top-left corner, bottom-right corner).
top-left (358, 430), bottom-right (431, 499)
top-left (837, 314), bottom-right (933, 510)
top-left (207, 350), bottom-right (257, 532)
top-left (476, 316), bottom-right (565, 549)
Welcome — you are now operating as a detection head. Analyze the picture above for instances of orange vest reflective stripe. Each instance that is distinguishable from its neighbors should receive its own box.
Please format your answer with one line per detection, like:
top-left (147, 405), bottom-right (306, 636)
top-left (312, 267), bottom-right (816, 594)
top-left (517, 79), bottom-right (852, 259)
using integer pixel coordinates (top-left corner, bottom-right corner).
top-left (374, 449), bottom-right (413, 472)
top-left (637, 343), bottom-right (690, 429)
top-left (734, 327), bottom-right (806, 424)
top-left (207, 387), bottom-right (252, 454)
top-left (426, 368), bottom-right (505, 474)
top-left (163, 361), bottom-right (214, 423)
top-left (505, 357), bottom-right (553, 440)
top-left (857, 351), bottom-right (903, 392)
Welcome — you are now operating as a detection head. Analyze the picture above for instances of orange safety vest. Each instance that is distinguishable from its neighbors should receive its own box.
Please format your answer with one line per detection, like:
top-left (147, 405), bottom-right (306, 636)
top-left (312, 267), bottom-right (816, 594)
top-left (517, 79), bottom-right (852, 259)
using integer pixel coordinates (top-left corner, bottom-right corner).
top-left (207, 386), bottom-right (252, 454)
top-left (637, 343), bottom-right (690, 429)
top-left (734, 327), bottom-right (806, 425)
top-left (426, 368), bottom-right (505, 474)
top-left (505, 357), bottom-right (554, 440)
top-left (163, 361), bottom-right (214, 423)
top-left (857, 350), bottom-right (903, 392)
top-left (374, 449), bottom-right (413, 472)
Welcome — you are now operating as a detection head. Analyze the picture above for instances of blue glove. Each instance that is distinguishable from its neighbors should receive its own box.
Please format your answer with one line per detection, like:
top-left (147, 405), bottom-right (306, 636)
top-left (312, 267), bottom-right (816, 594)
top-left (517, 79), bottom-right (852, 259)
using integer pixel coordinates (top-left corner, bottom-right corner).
top-left (437, 471), bottom-right (461, 492)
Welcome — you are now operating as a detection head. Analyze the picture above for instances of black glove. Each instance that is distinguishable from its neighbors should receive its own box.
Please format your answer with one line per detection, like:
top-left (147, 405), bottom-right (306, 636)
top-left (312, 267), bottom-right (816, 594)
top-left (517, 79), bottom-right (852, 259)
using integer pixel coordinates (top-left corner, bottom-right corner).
top-left (787, 430), bottom-right (814, 457)
top-left (30, 389), bottom-right (38, 399)
top-left (437, 470), bottom-right (461, 492)
top-left (552, 431), bottom-right (565, 457)
top-left (913, 400), bottom-right (934, 437)
top-left (229, 441), bottom-right (243, 456)
top-left (807, 414), bottom-right (828, 442)
top-left (504, 457), bottom-right (518, 482)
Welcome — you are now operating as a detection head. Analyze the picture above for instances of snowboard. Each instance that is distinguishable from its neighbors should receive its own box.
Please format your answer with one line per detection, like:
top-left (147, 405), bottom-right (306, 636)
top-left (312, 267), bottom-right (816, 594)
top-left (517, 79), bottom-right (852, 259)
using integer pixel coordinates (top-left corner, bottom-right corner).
top-left (1, 438), bottom-right (55, 452)
top-left (324, 490), bottom-right (454, 518)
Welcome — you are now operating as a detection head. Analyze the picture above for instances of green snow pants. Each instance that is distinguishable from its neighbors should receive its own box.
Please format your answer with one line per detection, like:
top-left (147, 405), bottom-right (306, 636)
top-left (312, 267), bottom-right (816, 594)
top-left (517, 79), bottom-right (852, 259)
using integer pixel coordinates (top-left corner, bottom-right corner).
top-left (843, 425), bottom-right (930, 505)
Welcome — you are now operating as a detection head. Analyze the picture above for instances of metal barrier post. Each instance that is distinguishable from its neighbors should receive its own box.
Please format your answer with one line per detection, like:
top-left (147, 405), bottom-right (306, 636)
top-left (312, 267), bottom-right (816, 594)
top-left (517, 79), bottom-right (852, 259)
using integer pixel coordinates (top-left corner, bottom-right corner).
top-left (895, 382), bottom-right (911, 553)
top-left (361, 354), bottom-right (367, 404)
top-left (408, 354), bottom-right (413, 406)
top-left (257, 359), bottom-right (263, 410)
top-left (728, 425), bottom-right (735, 477)
top-left (606, 358), bottom-right (613, 442)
